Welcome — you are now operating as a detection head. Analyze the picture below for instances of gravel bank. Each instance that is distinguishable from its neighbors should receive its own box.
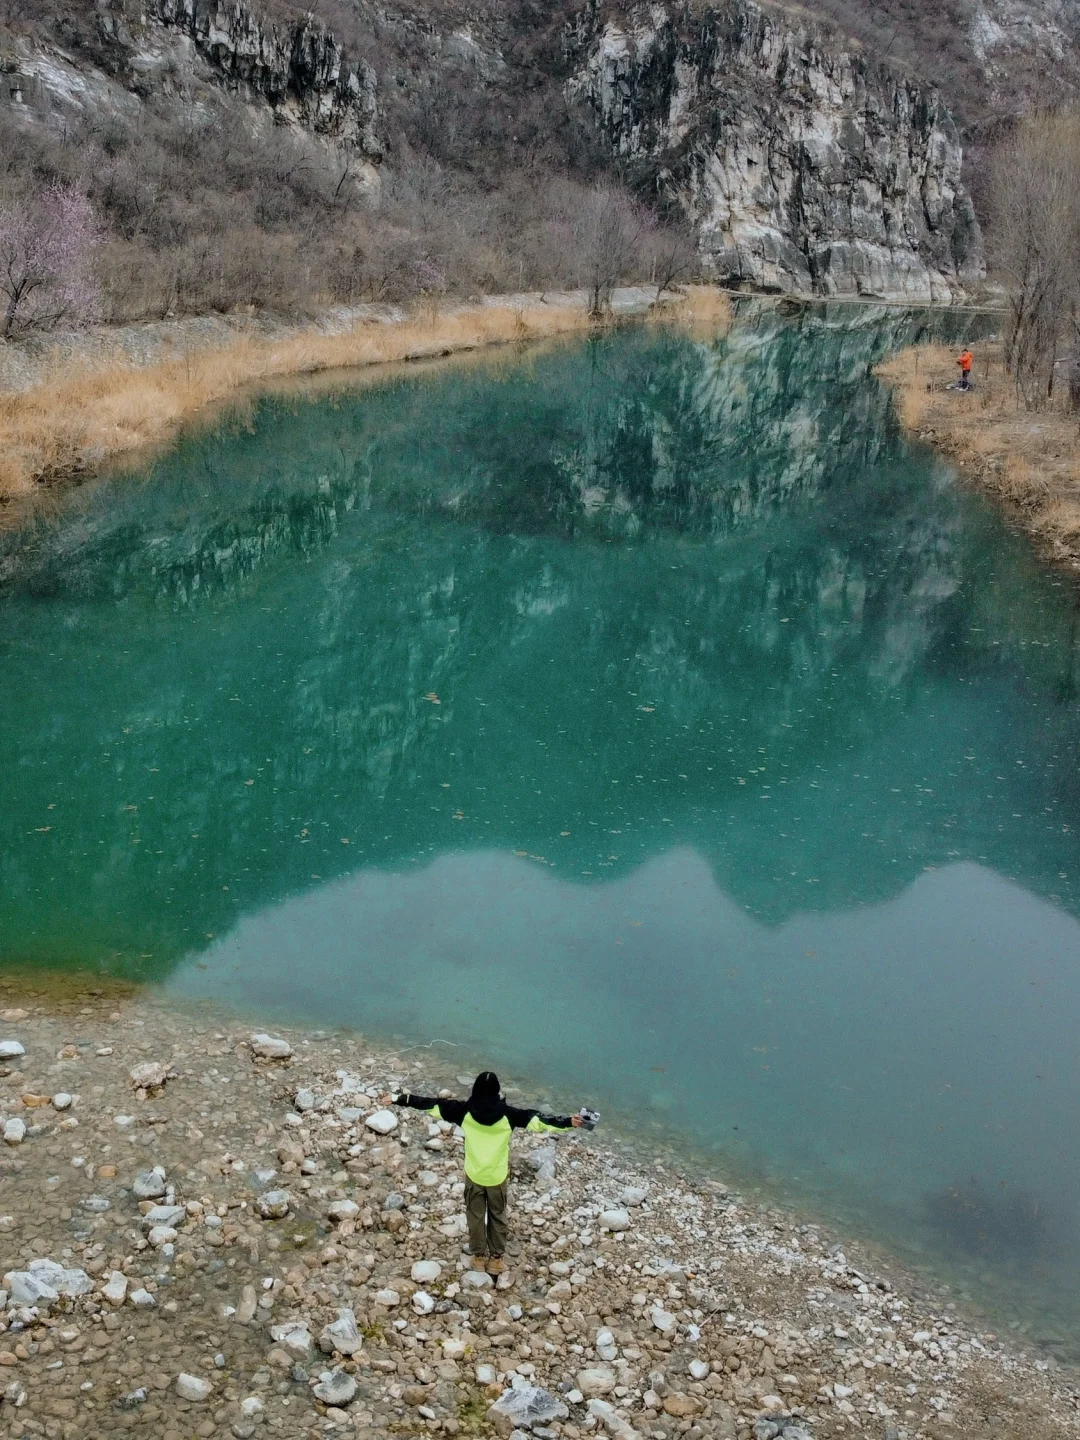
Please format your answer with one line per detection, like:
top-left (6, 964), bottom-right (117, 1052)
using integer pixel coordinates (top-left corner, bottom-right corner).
top-left (0, 980), bottom-right (1075, 1440)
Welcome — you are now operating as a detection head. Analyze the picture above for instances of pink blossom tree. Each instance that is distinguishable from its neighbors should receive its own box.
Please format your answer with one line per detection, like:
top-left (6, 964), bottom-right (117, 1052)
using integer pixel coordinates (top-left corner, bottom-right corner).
top-left (0, 183), bottom-right (102, 338)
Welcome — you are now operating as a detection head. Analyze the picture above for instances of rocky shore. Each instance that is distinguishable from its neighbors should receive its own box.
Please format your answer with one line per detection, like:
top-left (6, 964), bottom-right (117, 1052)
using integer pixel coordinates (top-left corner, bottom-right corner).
top-left (0, 981), bottom-right (1075, 1440)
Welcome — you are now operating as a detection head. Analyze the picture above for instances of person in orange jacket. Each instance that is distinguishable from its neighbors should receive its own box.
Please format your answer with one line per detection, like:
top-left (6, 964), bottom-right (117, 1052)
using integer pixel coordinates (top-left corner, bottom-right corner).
top-left (956, 348), bottom-right (973, 390)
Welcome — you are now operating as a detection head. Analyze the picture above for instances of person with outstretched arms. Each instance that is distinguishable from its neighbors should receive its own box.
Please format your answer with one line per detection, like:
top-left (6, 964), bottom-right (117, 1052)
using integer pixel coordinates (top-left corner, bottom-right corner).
top-left (393, 1071), bottom-right (597, 1276)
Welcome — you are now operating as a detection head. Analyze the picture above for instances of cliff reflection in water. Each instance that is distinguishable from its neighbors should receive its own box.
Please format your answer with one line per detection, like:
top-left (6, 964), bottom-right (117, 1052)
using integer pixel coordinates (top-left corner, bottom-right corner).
top-left (0, 302), bottom-right (1070, 974)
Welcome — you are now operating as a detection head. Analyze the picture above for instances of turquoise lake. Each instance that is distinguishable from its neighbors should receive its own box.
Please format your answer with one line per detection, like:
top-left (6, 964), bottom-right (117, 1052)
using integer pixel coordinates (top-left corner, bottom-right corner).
top-left (3, 303), bottom-right (1080, 1351)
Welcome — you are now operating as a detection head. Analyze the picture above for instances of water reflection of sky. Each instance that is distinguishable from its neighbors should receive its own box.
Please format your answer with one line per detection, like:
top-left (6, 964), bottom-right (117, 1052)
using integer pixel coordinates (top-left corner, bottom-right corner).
top-left (168, 850), bottom-right (1080, 1296)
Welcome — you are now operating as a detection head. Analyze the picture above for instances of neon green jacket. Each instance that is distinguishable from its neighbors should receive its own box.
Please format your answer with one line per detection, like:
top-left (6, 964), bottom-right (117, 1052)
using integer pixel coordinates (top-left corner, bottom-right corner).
top-left (394, 1091), bottom-right (574, 1186)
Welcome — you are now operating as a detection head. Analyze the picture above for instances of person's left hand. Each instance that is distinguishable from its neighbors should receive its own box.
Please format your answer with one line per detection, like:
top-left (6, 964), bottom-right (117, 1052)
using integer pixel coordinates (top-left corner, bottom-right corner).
top-left (571, 1114), bottom-right (584, 1128)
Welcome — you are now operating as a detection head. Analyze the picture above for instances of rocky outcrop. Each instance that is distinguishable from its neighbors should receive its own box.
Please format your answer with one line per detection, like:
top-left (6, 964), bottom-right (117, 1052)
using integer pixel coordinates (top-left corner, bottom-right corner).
top-left (150, 0), bottom-right (380, 154)
top-left (567, 0), bottom-right (985, 301)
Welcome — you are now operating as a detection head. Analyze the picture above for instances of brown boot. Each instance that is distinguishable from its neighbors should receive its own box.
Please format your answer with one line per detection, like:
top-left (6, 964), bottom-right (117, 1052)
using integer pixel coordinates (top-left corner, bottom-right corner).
top-left (486, 1255), bottom-right (505, 1275)
top-left (470, 1255), bottom-right (488, 1272)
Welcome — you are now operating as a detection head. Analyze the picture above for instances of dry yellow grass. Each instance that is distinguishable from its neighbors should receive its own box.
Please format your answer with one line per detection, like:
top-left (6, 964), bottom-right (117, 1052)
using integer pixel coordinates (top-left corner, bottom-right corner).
top-left (0, 289), bottom-right (731, 508)
top-left (878, 341), bottom-right (1080, 571)
top-left (0, 301), bottom-right (582, 503)
top-left (649, 283), bottom-right (734, 340)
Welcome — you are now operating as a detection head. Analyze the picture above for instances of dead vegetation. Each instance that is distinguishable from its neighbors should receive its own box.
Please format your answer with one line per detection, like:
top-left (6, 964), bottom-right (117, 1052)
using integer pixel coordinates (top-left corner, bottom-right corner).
top-left (878, 341), bottom-right (1080, 570)
top-left (0, 286), bottom-right (730, 506)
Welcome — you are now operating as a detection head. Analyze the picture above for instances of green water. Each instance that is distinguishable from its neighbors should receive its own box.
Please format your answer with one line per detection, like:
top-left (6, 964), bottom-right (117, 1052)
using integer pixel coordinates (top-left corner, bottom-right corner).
top-left (4, 303), bottom-right (1080, 1349)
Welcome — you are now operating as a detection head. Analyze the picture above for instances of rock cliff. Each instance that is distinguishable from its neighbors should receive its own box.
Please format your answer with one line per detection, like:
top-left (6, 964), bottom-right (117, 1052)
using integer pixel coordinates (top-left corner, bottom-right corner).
top-left (566, 0), bottom-right (985, 301)
top-left (0, 0), bottom-right (992, 303)
top-left (128, 0), bottom-right (380, 155)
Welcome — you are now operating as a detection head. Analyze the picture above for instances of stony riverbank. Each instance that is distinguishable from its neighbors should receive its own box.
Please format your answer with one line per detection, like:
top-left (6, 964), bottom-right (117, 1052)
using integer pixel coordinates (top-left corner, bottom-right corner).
top-left (0, 981), bottom-right (1075, 1440)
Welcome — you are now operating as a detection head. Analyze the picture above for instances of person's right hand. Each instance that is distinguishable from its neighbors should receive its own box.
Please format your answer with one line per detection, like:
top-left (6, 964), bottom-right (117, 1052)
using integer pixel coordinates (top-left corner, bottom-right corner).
top-left (571, 1114), bottom-right (584, 1128)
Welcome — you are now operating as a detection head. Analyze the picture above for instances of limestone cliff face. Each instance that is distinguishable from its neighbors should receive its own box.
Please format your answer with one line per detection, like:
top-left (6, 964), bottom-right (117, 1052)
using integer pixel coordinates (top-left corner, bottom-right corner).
top-left (567, 0), bottom-right (985, 301)
top-left (149, 0), bottom-right (380, 154)
top-left (2, 0), bottom-right (985, 302)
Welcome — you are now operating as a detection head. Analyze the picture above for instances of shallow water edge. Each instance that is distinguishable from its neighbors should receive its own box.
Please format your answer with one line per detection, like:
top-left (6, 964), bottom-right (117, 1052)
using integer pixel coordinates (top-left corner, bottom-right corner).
top-left (0, 974), bottom-right (1075, 1440)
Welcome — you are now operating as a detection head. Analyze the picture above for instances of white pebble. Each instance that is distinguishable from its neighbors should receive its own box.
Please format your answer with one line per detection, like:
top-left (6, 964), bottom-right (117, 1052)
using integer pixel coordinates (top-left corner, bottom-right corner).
top-left (174, 1372), bottom-right (212, 1402)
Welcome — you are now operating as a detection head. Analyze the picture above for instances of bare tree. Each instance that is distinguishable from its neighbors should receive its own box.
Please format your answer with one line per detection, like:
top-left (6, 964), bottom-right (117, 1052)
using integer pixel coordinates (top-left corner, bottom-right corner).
top-left (0, 183), bottom-right (101, 337)
top-left (990, 111), bottom-right (1080, 408)
top-left (560, 182), bottom-right (651, 317)
top-left (646, 222), bottom-right (700, 302)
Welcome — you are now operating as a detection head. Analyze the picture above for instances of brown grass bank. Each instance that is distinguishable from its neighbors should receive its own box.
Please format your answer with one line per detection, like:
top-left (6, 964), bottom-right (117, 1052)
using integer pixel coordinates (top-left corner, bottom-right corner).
top-left (0, 287), bottom-right (731, 508)
top-left (878, 342), bottom-right (1080, 572)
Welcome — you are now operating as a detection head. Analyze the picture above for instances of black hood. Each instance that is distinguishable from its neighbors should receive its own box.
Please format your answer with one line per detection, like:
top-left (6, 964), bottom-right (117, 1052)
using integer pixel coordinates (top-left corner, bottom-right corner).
top-left (467, 1070), bottom-right (506, 1125)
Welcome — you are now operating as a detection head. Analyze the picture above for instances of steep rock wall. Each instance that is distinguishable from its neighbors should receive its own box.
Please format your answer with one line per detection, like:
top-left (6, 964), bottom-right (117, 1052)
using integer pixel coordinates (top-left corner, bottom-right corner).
top-left (567, 0), bottom-right (985, 301)
top-left (149, 0), bottom-right (380, 153)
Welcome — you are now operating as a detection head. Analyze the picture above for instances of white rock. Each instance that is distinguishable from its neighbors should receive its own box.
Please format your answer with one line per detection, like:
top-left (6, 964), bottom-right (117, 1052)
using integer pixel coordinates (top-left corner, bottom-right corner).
top-left (4, 1259), bottom-right (92, 1306)
top-left (475, 1363), bottom-right (497, 1385)
top-left (132, 1169), bottom-right (166, 1199)
top-left (3, 1119), bottom-right (26, 1145)
top-left (595, 1328), bottom-right (619, 1362)
top-left (313, 1369), bottom-right (357, 1405)
top-left (255, 1190), bottom-right (290, 1219)
top-left (588, 1397), bottom-right (642, 1439)
top-left (175, 1373), bottom-right (212, 1402)
top-left (294, 1088), bottom-right (316, 1111)
top-left (621, 1186), bottom-right (648, 1207)
top-left (688, 1359), bottom-right (710, 1381)
top-left (129, 1061), bottom-right (171, 1090)
top-left (488, 1385), bottom-right (569, 1431)
top-left (51, 1093), bottom-right (72, 1111)
top-left (441, 1338), bottom-right (467, 1361)
top-left (373, 1288), bottom-right (400, 1307)
top-left (327, 1199), bottom-right (360, 1223)
top-left (5, 1270), bottom-right (58, 1306)
top-left (270, 1322), bottom-right (312, 1356)
top-left (364, 1109), bottom-right (398, 1135)
top-left (411, 1260), bottom-right (442, 1284)
top-left (114, 1114), bottom-right (135, 1128)
top-left (141, 1204), bottom-right (185, 1229)
top-left (0, 1041), bottom-right (25, 1060)
top-left (650, 1305), bottom-right (677, 1335)
top-left (320, 1309), bottom-right (362, 1357)
top-left (576, 1366), bottom-right (617, 1398)
top-left (128, 1288), bottom-right (156, 1307)
top-left (147, 1225), bottom-right (177, 1248)
top-left (599, 1208), bottom-right (631, 1232)
top-left (250, 1033), bottom-right (293, 1060)
top-left (462, 1269), bottom-right (493, 1289)
top-left (240, 1396), bottom-right (265, 1417)
top-left (102, 1273), bottom-right (128, 1306)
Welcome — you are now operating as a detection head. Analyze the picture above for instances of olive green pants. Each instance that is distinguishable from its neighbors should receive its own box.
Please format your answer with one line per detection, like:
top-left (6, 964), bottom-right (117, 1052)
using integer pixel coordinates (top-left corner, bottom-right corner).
top-left (464, 1178), bottom-right (509, 1257)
